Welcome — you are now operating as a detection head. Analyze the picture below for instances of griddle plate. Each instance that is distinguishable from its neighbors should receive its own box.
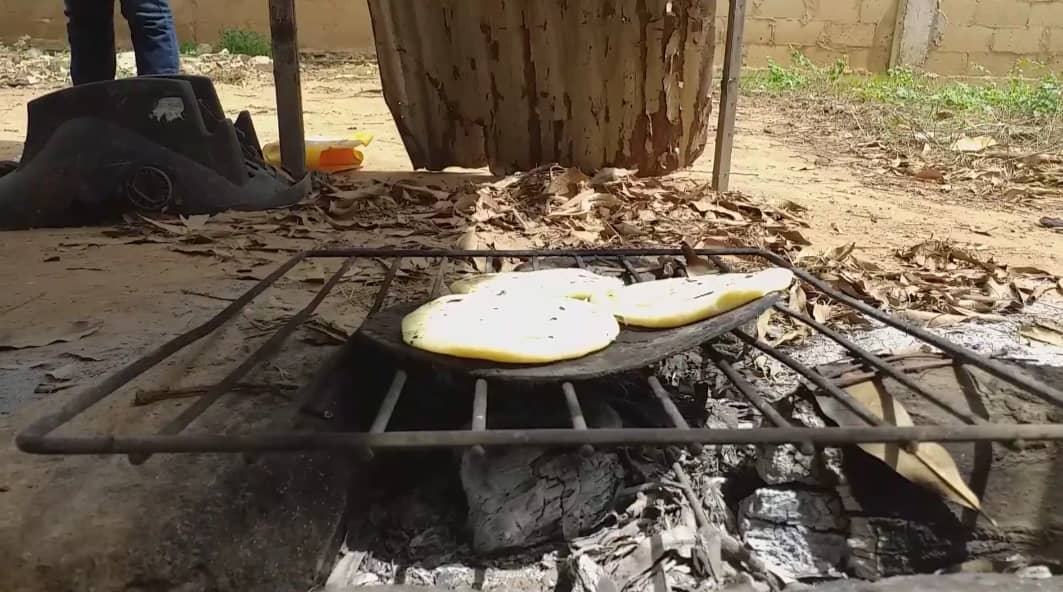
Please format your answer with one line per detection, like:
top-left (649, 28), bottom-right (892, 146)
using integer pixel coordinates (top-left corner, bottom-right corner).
top-left (356, 294), bottom-right (779, 383)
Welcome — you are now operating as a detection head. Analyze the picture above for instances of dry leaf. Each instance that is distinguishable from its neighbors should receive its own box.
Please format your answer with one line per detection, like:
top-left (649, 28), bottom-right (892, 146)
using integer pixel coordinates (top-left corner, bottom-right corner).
top-left (457, 229), bottom-right (488, 272)
top-left (129, 213), bottom-right (186, 235)
top-left (812, 301), bottom-right (831, 324)
top-left (949, 135), bottom-right (998, 153)
top-left (1019, 323), bottom-right (1063, 347)
top-left (0, 320), bottom-right (102, 350)
top-left (180, 214), bottom-right (210, 231)
top-left (788, 284), bottom-right (808, 315)
top-left (394, 182), bottom-right (451, 201)
top-left (913, 167), bottom-right (945, 183)
top-left (681, 242), bottom-right (715, 276)
top-left (894, 309), bottom-right (968, 328)
top-left (551, 191), bottom-right (621, 217)
top-left (756, 310), bottom-right (772, 342)
top-left (547, 167), bottom-right (591, 197)
top-left (817, 379), bottom-right (985, 514)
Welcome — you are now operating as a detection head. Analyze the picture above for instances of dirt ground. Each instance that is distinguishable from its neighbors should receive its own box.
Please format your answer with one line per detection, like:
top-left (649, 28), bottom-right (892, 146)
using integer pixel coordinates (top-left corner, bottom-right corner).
top-left (0, 61), bottom-right (1061, 590)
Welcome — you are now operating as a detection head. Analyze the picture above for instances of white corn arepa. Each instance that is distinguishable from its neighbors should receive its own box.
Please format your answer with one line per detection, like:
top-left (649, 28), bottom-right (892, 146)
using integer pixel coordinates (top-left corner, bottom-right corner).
top-left (449, 268), bottom-right (624, 301)
top-left (592, 268), bottom-right (794, 328)
top-left (401, 293), bottom-right (620, 363)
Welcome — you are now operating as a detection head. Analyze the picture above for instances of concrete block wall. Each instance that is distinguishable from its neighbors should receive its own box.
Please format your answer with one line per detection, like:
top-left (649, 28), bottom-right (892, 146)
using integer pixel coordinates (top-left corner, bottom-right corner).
top-left (0, 0), bottom-right (375, 52)
top-left (713, 0), bottom-right (898, 72)
top-left (1, 0), bottom-right (1063, 77)
top-left (929, 0), bottom-right (1063, 76)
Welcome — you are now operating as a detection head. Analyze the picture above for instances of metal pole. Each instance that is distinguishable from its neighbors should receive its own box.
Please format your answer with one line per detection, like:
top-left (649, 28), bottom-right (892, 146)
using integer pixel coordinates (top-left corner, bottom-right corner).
top-left (711, 0), bottom-right (747, 192)
top-left (268, 0), bottom-right (307, 178)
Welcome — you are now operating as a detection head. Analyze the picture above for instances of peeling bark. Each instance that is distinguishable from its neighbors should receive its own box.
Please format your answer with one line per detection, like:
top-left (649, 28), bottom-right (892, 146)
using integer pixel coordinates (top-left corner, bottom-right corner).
top-left (368, 0), bottom-right (717, 174)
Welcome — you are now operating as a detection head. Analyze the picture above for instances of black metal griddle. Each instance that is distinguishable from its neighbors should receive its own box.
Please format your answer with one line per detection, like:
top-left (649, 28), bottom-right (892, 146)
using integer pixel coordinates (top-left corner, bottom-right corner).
top-left (358, 294), bottom-right (777, 382)
top-left (15, 247), bottom-right (1063, 463)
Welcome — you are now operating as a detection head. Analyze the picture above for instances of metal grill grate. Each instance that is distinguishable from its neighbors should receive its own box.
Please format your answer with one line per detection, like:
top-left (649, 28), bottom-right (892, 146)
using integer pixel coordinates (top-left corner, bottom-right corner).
top-left (15, 247), bottom-right (1063, 463)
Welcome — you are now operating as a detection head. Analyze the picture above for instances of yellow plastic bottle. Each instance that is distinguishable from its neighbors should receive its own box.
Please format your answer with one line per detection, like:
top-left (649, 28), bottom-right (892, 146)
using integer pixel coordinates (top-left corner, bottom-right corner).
top-left (262, 131), bottom-right (374, 174)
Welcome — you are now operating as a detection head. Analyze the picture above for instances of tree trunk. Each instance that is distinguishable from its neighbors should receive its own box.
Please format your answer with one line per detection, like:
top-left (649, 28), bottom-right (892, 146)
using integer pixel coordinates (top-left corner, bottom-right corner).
top-left (367, 0), bottom-right (717, 175)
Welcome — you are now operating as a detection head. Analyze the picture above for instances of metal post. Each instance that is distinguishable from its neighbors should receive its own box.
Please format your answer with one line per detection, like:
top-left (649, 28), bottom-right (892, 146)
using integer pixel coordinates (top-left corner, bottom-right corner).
top-left (711, 0), bottom-right (747, 192)
top-left (268, 0), bottom-right (307, 178)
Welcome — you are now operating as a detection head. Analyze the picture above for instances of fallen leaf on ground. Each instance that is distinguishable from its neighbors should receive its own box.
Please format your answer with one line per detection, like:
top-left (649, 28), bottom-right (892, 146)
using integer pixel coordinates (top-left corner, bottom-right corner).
top-left (0, 320), bottom-right (102, 350)
top-left (129, 213), bottom-right (187, 235)
top-left (816, 379), bottom-right (985, 515)
top-left (456, 229), bottom-right (489, 272)
top-left (949, 135), bottom-right (997, 153)
top-left (550, 191), bottom-right (621, 217)
top-left (1019, 323), bottom-right (1063, 347)
top-left (681, 242), bottom-right (716, 276)
top-left (547, 167), bottom-right (592, 197)
top-left (590, 168), bottom-right (633, 185)
top-left (913, 167), bottom-right (945, 183)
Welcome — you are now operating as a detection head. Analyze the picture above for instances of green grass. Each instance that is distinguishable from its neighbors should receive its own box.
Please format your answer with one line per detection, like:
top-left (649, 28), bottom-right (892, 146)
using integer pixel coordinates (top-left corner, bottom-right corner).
top-left (742, 51), bottom-right (1063, 120)
top-left (217, 29), bottom-right (272, 57)
top-left (178, 41), bottom-right (199, 56)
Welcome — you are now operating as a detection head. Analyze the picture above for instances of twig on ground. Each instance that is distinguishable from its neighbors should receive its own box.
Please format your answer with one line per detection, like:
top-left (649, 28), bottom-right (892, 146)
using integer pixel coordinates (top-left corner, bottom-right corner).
top-left (181, 289), bottom-right (239, 302)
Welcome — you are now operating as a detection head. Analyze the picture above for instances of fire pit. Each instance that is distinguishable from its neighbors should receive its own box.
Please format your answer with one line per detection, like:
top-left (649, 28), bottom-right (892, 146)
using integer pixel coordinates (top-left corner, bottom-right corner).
top-left (15, 247), bottom-right (1063, 589)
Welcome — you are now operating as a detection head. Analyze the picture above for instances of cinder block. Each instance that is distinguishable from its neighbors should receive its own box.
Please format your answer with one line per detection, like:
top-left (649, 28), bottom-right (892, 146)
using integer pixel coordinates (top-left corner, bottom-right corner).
top-left (866, 45), bottom-right (892, 71)
top-left (752, 0), bottom-right (806, 20)
top-left (922, 51), bottom-right (969, 75)
top-left (817, 0), bottom-right (862, 23)
top-left (744, 44), bottom-right (797, 67)
top-left (967, 52), bottom-right (1022, 76)
top-left (802, 46), bottom-right (850, 66)
top-left (973, 0), bottom-right (1031, 28)
top-left (939, 0), bottom-right (977, 26)
top-left (937, 25), bottom-right (994, 52)
top-left (773, 19), bottom-right (826, 45)
top-left (1031, 2), bottom-right (1063, 24)
top-left (745, 18), bottom-right (775, 45)
top-left (843, 48), bottom-right (873, 70)
top-left (827, 22), bottom-right (877, 46)
top-left (859, 0), bottom-right (897, 23)
top-left (991, 27), bottom-right (1045, 54)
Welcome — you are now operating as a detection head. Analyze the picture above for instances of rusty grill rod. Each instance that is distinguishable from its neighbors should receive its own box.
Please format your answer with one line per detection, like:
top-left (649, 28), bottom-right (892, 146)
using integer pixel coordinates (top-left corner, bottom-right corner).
top-left (707, 249), bottom-right (1063, 411)
top-left (735, 331), bottom-right (894, 428)
top-left (708, 349), bottom-right (815, 456)
top-left (562, 382), bottom-right (594, 456)
top-left (470, 379), bottom-right (488, 457)
top-left (773, 305), bottom-right (986, 426)
top-left (647, 376), bottom-right (703, 454)
top-left (16, 247), bottom-right (1063, 458)
top-left (755, 249), bottom-right (1063, 410)
top-left (16, 252), bottom-right (306, 444)
top-left (22, 424), bottom-right (1063, 455)
top-left (128, 256), bottom-right (358, 465)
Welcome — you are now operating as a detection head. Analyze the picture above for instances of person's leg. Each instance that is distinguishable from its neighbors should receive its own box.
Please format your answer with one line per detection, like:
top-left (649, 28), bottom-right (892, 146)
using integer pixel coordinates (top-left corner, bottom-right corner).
top-left (120, 0), bottom-right (180, 76)
top-left (64, 0), bottom-right (118, 84)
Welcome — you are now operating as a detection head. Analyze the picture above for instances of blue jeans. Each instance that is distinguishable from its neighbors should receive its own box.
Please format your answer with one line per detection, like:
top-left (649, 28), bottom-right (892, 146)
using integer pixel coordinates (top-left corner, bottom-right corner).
top-left (64, 0), bottom-right (180, 85)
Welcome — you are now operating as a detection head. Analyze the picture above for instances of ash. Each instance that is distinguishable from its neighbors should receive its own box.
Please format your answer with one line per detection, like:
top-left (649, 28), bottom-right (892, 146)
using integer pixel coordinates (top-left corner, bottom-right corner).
top-left (323, 322), bottom-right (1062, 590)
top-left (786, 302), bottom-right (1063, 371)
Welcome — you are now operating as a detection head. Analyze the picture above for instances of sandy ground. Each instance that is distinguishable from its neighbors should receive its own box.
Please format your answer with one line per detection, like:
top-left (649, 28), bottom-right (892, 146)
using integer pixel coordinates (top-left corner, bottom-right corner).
top-left (0, 64), bottom-right (1061, 590)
